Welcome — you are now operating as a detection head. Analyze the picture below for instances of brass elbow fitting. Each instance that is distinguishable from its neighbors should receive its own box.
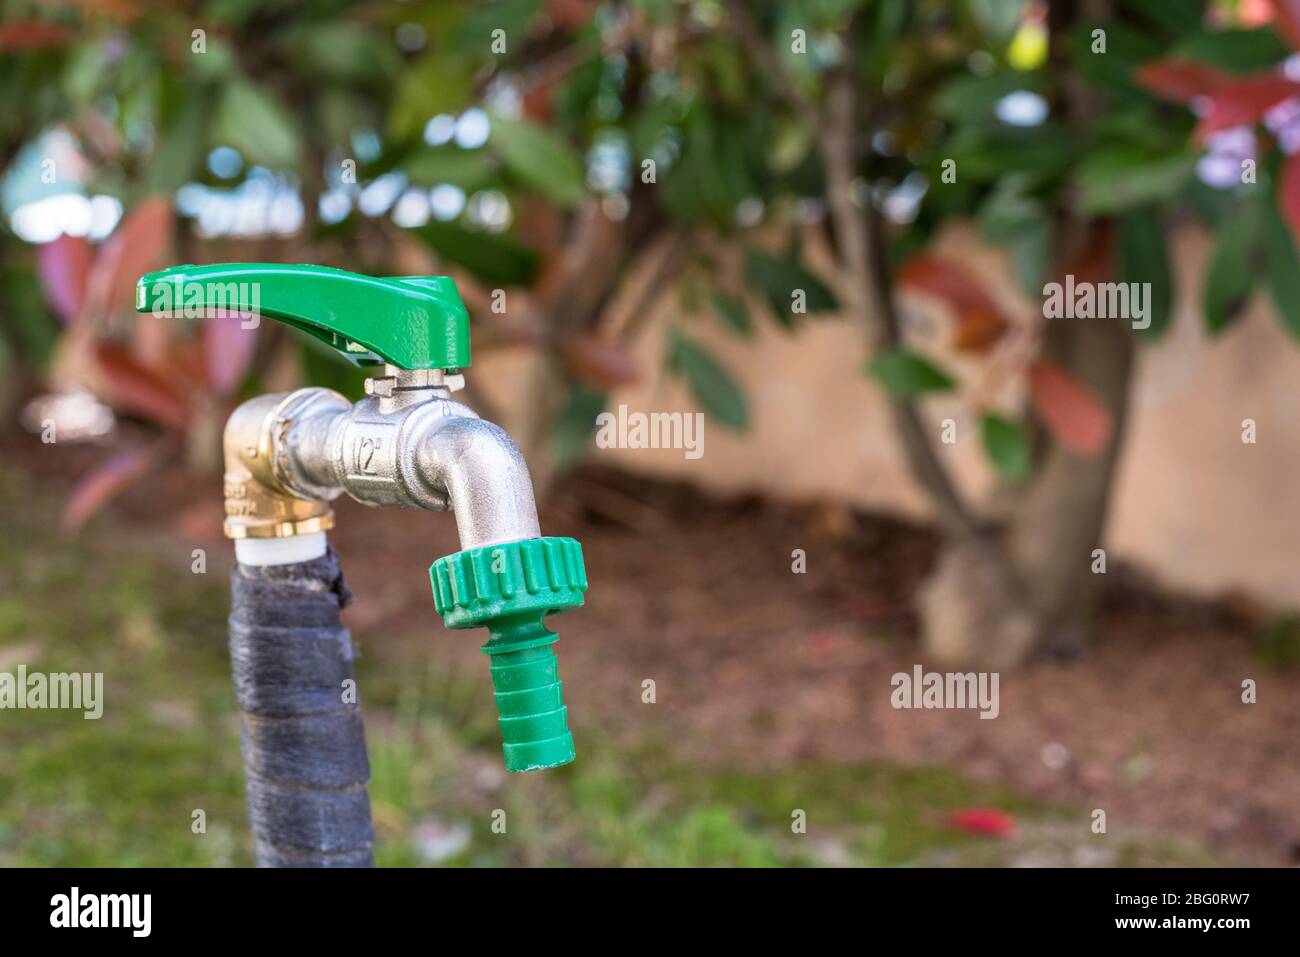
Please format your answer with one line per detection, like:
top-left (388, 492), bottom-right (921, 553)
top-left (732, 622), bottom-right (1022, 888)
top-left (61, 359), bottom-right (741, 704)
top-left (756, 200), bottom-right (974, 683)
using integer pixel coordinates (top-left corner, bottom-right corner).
top-left (221, 391), bottom-right (345, 540)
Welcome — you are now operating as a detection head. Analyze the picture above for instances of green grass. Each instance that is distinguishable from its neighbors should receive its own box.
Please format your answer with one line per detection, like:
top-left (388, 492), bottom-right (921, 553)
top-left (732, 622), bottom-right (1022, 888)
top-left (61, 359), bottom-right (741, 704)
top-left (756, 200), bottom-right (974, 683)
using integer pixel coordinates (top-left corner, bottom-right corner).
top-left (0, 466), bottom-right (1219, 866)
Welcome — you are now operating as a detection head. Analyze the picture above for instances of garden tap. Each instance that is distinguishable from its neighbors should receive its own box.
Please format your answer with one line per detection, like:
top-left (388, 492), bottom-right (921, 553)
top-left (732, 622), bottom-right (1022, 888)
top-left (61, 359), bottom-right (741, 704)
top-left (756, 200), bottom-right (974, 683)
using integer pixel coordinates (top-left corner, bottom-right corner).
top-left (136, 264), bottom-right (587, 775)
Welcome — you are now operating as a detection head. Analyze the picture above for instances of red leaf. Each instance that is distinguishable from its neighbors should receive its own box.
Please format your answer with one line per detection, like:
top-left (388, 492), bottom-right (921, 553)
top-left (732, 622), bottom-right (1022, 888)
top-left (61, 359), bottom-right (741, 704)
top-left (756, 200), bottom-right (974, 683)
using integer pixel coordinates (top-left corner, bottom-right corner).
top-left (1138, 60), bottom-right (1300, 139)
top-left (203, 317), bottom-right (259, 395)
top-left (1028, 360), bottom-right (1113, 456)
top-left (1135, 58), bottom-right (1228, 102)
top-left (1281, 154), bottom-right (1300, 246)
top-left (93, 343), bottom-right (191, 429)
top-left (1195, 73), bottom-right (1300, 140)
top-left (559, 335), bottom-right (639, 388)
top-left (1269, 0), bottom-right (1300, 50)
top-left (522, 83), bottom-right (555, 122)
top-left (85, 196), bottom-right (174, 320)
top-left (899, 254), bottom-right (1008, 352)
top-left (61, 443), bottom-right (164, 531)
top-left (947, 808), bottom-right (1015, 838)
top-left (36, 234), bottom-right (92, 325)
top-left (548, 0), bottom-right (590, 28)
top-left (1062, 222), bottom-right (1116, 287)
top-left (0, 21), bottom-right (74, 50)
top-left (951, 309), bottom-right (1007, 351)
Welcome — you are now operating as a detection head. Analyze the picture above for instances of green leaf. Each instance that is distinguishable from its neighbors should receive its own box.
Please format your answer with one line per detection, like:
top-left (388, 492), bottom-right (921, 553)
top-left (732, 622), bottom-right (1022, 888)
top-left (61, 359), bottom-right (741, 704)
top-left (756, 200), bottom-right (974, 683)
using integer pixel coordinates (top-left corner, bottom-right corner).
top-left (553, 385), bottom-right (607, 471)
top-left (1068, 20), bottom-right (1164, 101)
top-left (146, 96), bottom-right (207, 193)
top-left (63, 42), bottom-right (110, 104)
top-left (977, 176), bottom-right (1045, 242)
top-left (634, 0), bottom-right (675, 25)
top-left (934, 71), bottom-right (1043, 123)
top-left (1263, 199), bottom-right (1300, 340)
top-left (551, 53), bottom-right (605, 129)
top-left (1092, 101), bottom-right (1193, 150)
top-left (766, 116), bottom-right (812, 174)
top-left (969, 0), bottom-right (1027, 43)
top-left (1172, 27), bottom-right (1290, 73)
top-left (743, 247), bottom-right (837, 326)
top-left (682, 36), bottom-right (748, 106)
top-left (710, 290), bottom-right (753, 337)
top-left (670, 330), bottom-right (749, 430)
top-left (389, 54), bottom-right (474, 140)
top-left (488, 114), bottom-right (586, 207)
top-left (216, 80), bottom-right (300, 169)
top-left (1133, 0), bottom-right (1205, 35)
top-left (860, 0), bottom-right (909, 79)
top-left (415, 222), bottom-right (538, 286)
top-left (1203, 196), bottom-right (1260, 335)
top-left (980, 413), bottom-right (1030, 482)
top-left (2, 267), bottom-right (58, 366)
top-left (1075, 149), bottom-right (1196, 215)
top-left (978, 177), bottom-right (1050, 294)
top-left (402, 146), bottom-right (495, 192)
top-left (1009, 217), bottom-right (1051, 298)
top-left (190, 37), bottom-right (237, 83)
top-left (455, 0), bottom-right (543, 51)
top-left (865, 349), bottom-right (955, 396)
top-left (628, 93), bottom-right (684, 165)
top-left (1118, 209), bottom-right (1174, 339)
top-left (292, 22), bottom-right (398, 86)
top-left (660, 108), bottom-right (757, 227)
top-left (943, 124), bottom-right (1079, 183)
top-left (317, 89), bottom-right (371, 149)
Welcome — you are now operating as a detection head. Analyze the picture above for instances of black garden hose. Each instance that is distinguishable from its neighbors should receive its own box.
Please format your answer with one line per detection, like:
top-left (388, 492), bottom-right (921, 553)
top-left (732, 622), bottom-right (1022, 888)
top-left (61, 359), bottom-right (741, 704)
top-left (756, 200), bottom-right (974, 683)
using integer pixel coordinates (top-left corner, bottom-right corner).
top-left (227, 549), bottom-right (374, 867)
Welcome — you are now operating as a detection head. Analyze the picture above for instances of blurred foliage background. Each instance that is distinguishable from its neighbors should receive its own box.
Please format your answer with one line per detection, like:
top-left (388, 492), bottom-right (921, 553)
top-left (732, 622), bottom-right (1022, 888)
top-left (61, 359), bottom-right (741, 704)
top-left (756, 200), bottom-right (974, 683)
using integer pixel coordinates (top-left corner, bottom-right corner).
top-left (5, 0), bottom-right (1300, 667)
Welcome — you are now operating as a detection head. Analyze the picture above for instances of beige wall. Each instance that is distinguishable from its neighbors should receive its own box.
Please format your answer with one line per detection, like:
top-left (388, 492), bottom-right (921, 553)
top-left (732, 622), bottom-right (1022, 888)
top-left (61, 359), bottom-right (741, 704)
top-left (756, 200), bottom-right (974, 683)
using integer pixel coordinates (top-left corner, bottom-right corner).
top-left (480, 223), bottom-right (1300, 610)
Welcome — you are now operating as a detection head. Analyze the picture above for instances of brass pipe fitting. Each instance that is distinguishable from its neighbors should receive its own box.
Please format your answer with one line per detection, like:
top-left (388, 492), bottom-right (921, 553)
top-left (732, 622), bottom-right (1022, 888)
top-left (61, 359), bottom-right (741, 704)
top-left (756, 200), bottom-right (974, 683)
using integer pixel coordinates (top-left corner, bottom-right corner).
top-left (221, 390), bottom-right (348, 539)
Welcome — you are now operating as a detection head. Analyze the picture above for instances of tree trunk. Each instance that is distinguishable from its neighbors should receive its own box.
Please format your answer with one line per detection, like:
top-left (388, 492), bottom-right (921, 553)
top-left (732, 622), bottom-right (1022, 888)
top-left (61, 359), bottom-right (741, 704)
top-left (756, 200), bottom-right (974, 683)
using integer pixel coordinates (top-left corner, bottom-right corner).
top-left (508, 349), bottom-right (568, 497)
top-left (919, 317), bottom-right (1135, 668)
top-left (918, 0), bottom-right (1128, 669)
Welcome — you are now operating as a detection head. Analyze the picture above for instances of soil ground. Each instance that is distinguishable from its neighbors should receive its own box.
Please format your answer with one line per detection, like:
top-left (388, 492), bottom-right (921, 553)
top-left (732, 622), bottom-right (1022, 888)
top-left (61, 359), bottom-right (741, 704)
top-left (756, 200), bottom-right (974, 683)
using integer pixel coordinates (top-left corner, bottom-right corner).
top-left (4, 429), bottom-right (1297, 866)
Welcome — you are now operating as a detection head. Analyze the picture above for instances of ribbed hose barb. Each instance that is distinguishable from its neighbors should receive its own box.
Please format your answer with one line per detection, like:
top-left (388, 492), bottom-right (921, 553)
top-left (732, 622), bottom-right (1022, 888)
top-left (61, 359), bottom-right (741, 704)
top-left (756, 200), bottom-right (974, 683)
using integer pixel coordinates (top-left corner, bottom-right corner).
top-left (430, 537), bottom-right (587, 772)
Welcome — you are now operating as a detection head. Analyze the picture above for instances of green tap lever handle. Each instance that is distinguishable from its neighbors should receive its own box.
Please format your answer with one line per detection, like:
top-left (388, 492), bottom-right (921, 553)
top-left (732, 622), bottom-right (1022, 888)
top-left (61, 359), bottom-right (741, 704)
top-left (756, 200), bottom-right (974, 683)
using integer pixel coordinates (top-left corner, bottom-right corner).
top-left (135, 263), bottom-right (471, 370)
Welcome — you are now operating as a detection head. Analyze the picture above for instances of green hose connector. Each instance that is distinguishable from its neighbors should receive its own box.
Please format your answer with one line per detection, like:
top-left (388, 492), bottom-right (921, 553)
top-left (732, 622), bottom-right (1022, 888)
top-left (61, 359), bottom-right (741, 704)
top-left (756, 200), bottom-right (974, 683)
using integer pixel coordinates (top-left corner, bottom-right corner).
top-left (430, 537), bottom-right (587, 772)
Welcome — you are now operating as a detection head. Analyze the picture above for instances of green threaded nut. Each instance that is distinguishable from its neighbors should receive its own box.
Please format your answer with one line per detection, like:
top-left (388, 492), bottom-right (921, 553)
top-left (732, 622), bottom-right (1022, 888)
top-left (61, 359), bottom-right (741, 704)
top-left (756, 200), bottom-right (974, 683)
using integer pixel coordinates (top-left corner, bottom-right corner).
top-left (430, 537), bottom-right (586, 772)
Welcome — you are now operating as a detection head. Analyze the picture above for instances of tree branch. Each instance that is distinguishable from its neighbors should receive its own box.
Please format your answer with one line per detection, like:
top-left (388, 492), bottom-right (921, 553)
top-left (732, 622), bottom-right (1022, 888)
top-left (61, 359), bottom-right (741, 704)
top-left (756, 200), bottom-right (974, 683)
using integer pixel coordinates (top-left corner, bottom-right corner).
top-left (613, 228), bottom-right (694, 347)
top-left (722, 7), bottom-right (977, 538)
top-left (818, 68), bottom-right (979, 540)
